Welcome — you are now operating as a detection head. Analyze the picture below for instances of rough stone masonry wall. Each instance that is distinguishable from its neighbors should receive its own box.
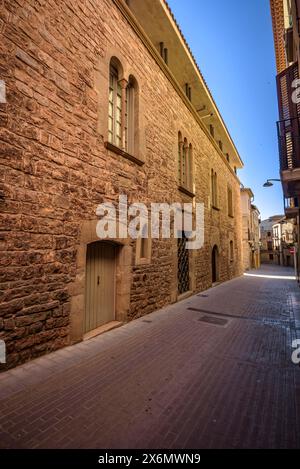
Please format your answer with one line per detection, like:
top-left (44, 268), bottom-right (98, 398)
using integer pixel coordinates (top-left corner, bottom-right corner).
top-left (0, 0), bottom-right (243, 369)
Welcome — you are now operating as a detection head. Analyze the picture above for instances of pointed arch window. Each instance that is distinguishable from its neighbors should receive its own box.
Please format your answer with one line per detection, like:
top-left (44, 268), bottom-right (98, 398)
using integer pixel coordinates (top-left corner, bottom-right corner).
top-left (211, 169), bottom-right (218, 208)
top-left (178, 133), bottom-right (193, 192)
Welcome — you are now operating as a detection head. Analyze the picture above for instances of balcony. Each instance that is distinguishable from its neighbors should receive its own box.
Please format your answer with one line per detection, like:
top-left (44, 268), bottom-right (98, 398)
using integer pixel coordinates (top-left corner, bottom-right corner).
top-left (276, 62), bottom-right (300, 195)
top-left (277, 117), bottom-right (300, 171)
top-left (284, 195), bottom-right (299, 218)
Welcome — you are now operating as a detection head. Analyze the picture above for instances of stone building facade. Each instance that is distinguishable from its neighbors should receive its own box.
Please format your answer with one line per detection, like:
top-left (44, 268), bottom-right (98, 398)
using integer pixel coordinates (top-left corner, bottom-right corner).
top-left (260, 215), bottom-right (294, 266)
top-left (260, 216), bottom-right (282, 264)
top-left (261, 215), bottom-right (296, 267)
top-left (240, 189), bottom-right (260, 271)
top-left (273, 217), bottom-right (295, 267)
top-left (270, 0), bottom-right (300, 280)
top-left (0, 0), bottom-right (244, 369)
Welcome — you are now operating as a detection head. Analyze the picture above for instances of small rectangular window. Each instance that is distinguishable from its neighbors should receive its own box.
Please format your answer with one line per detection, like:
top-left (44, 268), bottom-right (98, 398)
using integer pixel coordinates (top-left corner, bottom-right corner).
top-left (230, 241), bottom-right (234, 262)
top-left (185, 84), bottom-right (192, 101)
top-left (136, 223), bottom-right (151, 265)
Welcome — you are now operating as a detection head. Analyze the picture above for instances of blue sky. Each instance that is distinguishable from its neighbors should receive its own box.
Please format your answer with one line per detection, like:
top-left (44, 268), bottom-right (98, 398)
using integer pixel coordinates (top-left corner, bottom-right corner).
top-left (167, 0), bottom-right (282, 220)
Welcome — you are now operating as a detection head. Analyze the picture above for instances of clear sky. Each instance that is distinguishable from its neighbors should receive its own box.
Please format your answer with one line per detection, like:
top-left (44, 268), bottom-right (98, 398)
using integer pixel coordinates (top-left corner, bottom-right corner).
top-left (167, 0), bottom-right (283, 220)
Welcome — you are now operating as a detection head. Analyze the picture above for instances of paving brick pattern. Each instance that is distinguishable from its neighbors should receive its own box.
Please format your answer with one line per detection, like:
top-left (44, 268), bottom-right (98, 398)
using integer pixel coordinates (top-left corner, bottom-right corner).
top-left (0, 265), bottom-right (299, 449)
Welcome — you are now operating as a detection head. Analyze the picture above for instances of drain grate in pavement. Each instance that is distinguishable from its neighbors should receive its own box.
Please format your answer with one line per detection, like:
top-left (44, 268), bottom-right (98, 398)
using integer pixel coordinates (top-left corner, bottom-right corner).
top-left (188, 307), bottom-right (252, 321)
top-left (198, 316), bottom-right (228, 326)
top-left (262, 318), bottom-right (289, 327)
top-left (188, 307), bottom-right (290, 326)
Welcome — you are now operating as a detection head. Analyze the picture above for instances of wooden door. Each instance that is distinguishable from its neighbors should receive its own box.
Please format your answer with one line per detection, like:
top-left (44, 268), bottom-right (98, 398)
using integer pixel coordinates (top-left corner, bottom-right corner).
top-left (85, 242), bottom-right (116, 333)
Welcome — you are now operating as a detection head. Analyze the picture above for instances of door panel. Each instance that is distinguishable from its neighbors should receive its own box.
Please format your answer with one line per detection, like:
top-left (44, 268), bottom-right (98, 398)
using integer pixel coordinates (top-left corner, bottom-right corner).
top-left (85, 242), bottom-right (116, 333)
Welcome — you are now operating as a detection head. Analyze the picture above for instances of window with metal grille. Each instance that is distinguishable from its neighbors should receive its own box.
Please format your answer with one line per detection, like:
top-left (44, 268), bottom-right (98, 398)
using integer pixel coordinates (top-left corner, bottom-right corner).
top-left (178, 232), bottom-right (190, 294)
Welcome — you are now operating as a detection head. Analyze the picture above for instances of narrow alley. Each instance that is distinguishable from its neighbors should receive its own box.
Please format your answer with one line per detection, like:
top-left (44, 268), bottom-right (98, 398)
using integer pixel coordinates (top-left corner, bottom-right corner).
top-left (0, 265), bottom-right (299, 449)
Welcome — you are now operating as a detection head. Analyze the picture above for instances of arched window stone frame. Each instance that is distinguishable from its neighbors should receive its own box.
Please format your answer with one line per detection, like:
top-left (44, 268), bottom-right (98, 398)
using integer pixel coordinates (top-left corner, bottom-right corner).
top-left (95, 48), bottom-right (145, 164)
top-left (177, 132), bottom-right (194, 194)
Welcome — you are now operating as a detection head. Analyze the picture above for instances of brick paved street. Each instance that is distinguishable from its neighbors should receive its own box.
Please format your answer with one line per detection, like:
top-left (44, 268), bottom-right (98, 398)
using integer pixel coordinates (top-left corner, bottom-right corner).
top-left (0, 265), bottom-right (300, 449)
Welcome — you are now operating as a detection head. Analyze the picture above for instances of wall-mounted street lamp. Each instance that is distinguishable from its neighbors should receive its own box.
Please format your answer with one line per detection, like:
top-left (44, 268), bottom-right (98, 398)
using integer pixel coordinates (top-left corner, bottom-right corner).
top-left (263, 179), bottom-right (281, 188)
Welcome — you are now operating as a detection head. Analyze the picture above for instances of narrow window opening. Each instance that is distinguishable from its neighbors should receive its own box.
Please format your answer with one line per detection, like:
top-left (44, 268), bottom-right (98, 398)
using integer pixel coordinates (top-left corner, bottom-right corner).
top-left (211, 170), bottom-right (218, 208)
top-left (230, 241), bottom-right (234, 262)
top-left (228, 186), bottom-right (233, 217)
top-left (126, 79), bottom-right (135, 155)
top-left (178, 132), bottom-right (193, 192)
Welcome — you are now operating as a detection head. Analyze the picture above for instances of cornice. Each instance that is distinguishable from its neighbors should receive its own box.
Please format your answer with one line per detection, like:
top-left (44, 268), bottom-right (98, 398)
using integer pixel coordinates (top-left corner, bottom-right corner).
top-left (112, 0), bottom-right (242, 181)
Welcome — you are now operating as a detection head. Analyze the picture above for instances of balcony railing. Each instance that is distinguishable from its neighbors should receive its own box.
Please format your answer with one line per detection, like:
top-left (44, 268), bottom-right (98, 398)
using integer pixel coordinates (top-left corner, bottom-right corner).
top-left (277, 117), bottom-right (300, 170)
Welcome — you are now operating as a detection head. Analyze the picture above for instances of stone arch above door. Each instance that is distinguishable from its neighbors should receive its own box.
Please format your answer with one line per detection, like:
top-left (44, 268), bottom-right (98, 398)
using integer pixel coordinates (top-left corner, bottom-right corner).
top-left (69, 219), bottom-right (132, 344)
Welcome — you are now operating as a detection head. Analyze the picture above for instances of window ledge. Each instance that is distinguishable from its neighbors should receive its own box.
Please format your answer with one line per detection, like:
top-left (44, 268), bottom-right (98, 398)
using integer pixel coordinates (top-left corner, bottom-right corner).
top-left (178, 185), bottom-right (195, 198)
top-left (105, 141), bottom-right (144, 166)
top-left (212, 205), bottom-right (220, 211)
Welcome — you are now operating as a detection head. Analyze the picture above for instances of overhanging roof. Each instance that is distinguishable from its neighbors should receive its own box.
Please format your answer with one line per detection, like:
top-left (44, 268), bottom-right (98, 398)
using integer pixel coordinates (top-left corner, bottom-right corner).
top-left (126, 0), bottom-right (244, 169)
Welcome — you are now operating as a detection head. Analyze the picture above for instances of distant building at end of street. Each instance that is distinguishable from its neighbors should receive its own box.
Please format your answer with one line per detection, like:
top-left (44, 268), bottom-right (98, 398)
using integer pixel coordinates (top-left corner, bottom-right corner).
top-left (260, 215), bottom-right (295, 266)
